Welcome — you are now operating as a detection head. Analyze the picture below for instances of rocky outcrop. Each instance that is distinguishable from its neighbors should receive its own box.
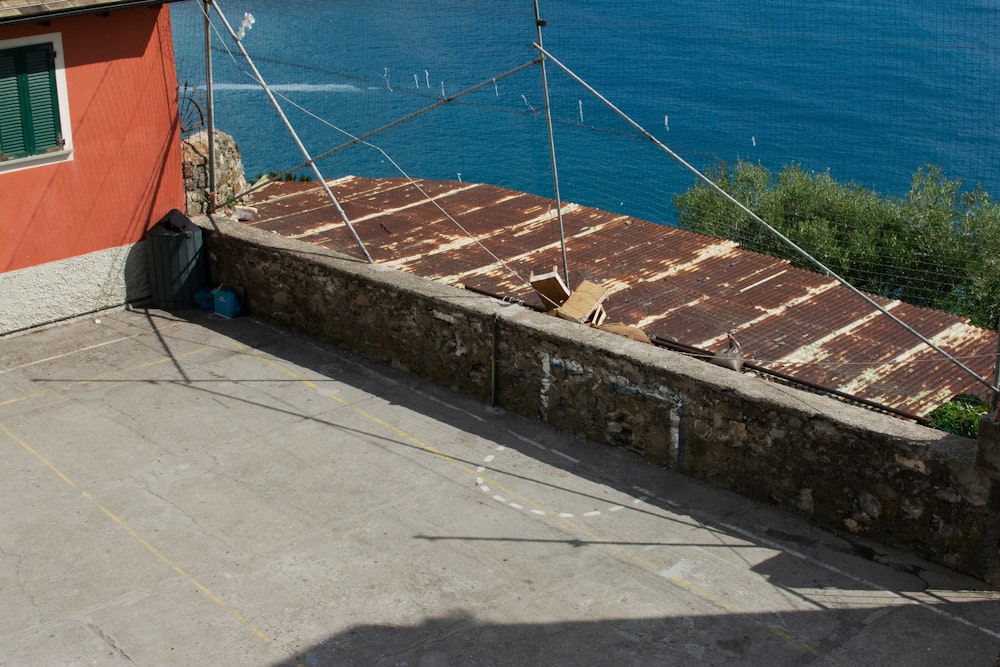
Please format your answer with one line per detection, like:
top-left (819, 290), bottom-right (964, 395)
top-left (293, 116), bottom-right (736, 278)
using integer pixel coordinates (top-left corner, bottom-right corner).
top-left (181, 129), bottom-right (248, 216)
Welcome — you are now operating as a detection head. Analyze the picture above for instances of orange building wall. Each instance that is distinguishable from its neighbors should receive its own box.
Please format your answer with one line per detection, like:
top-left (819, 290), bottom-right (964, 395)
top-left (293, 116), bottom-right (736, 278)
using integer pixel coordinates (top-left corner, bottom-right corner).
top-left (0, 5), bottom-right (184, 273)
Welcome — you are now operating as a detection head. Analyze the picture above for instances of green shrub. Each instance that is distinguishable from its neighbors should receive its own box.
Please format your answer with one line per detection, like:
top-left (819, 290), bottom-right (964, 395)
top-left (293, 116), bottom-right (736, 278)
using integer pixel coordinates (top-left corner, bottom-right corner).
top-left (927, 393), bottom-right (989, 438)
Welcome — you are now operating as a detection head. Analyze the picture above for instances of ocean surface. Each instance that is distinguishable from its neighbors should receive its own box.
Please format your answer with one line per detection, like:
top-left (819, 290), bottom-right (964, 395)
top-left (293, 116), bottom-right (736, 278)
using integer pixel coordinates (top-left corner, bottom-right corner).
top-left (170, 1), bottom-right (1000, 226)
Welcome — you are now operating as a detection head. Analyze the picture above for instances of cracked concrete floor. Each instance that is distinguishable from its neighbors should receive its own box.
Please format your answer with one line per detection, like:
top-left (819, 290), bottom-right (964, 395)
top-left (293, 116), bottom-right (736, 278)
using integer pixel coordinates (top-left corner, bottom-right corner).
top-left (1, 308), bottom-right (999, 666)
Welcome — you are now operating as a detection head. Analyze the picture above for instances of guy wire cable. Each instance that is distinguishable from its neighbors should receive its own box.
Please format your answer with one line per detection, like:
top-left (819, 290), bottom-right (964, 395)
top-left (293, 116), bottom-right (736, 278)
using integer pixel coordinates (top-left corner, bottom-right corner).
top-left (266, 91), bottom-right (528, 286)
top-left (533, 42), bottom-right (996, 394)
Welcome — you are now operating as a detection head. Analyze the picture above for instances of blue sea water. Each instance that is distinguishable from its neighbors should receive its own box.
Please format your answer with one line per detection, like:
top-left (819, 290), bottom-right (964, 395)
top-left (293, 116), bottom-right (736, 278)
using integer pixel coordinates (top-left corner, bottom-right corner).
top-left (170, 1), bottom-right (1000, 226)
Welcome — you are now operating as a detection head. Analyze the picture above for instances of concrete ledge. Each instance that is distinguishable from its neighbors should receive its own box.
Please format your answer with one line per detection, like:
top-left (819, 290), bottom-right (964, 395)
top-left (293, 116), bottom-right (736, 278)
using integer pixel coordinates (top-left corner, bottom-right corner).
top-left (196, 214), bottom-right (999, 585)
top-left (0, 242), bottom-right (150, 335)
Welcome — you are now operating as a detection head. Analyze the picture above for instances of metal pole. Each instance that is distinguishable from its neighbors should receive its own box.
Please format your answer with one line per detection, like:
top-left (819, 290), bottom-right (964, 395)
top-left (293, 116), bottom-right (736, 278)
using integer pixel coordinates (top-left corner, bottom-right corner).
top-left (533, 0), bottom-right (570, 286)
top-left (535, 43), bottom-right (995, 392)
top-left (203, 0), bottom-right (216, 212)
top-left (208, 0), bottom-right (373, 263)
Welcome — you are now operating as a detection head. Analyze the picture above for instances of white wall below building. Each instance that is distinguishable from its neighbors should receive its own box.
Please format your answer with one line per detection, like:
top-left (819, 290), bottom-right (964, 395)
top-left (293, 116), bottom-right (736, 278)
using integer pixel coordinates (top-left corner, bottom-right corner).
top-left (0, 242), bottom-right (150, 335)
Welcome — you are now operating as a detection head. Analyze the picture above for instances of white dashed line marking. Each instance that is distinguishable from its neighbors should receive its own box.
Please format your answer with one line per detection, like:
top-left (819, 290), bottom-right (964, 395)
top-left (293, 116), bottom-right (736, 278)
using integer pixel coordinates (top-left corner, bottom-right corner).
top-left (632, 485), bottom-right (680, 507)
top-left (551, 449), bottom-right (581, 464)
top-left (413, 388), bottom-right (486, 422)
top-left (473, 430), bottom-right (657, 523)
top-left (503, 428), bottom-right (548, 451)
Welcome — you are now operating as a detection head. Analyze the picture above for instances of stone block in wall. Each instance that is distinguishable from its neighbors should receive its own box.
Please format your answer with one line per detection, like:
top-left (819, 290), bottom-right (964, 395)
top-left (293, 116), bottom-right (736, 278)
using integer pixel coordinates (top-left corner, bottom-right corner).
top-left (975, 415), bottom-right (1000, 584)
top-left (977, 415), bottom-right (1000, 475)
top-left (519, 343), bottom-right (680, 465)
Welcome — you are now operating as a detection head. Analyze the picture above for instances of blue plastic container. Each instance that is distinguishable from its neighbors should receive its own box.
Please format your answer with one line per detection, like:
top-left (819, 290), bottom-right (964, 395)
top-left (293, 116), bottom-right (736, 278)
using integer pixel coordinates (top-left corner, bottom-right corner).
top-left (213, 287), bottom-right (241, 318)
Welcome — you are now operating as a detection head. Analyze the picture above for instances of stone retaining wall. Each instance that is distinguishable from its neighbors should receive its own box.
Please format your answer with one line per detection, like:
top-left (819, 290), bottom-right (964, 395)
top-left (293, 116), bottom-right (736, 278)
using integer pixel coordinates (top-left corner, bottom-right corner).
top-left (197, 214), bottom-right (1000, 585)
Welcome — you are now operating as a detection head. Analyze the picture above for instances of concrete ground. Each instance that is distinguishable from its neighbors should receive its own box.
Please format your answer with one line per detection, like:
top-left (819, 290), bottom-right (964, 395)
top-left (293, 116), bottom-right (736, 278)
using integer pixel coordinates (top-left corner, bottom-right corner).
top-left (1, 308), bottom-right (998, 667)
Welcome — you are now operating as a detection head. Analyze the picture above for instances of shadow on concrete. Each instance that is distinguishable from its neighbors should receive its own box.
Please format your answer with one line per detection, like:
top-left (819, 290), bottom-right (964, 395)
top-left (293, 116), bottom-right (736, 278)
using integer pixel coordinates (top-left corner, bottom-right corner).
top-left (156, 312), bottom-right (987, 577)
top-left (27, 307), bottom-right (998, 664)
top-left (98, 309), bottom-right (1000, 597)
top-left (264, 605), bottom-right (1000, 667)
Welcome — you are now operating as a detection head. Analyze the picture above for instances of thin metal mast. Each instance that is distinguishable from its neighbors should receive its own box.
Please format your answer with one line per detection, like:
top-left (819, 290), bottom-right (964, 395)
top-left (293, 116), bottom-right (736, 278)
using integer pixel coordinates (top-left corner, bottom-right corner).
top-left (203, 0), bottom-right (216, 212)
top-left (533, 0), bottom-right (570, 285)
top-left (207, 1), bottom-right (373, 263)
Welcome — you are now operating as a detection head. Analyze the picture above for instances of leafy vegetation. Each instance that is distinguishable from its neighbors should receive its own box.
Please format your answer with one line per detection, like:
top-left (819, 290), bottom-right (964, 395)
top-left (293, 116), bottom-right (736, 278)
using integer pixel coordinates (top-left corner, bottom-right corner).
top-left (674, 161), bottom-right (1000, 328)
top-left (927, 393), bottom-right (989, 438)
top-left (251, 171), bottom-right (313, 183)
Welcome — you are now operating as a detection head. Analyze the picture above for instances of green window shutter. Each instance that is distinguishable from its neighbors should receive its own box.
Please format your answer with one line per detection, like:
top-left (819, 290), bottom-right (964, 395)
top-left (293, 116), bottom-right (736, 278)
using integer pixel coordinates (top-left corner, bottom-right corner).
top-left (22, 44), bottom-right (61, 154)
top-left (0, 43), bottom-right (62, 160)
top-left (0, 50), bottom-right (26, 159)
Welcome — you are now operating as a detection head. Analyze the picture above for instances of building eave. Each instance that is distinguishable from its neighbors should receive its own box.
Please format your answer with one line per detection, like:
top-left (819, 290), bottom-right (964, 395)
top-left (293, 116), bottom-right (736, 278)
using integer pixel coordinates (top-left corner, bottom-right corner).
top-left (0, 0), bottom-right (183, 25)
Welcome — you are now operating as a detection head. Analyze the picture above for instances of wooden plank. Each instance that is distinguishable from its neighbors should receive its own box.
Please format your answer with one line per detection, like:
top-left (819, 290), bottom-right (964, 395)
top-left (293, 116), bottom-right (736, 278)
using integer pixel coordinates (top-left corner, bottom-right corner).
top-left (556, 280), bottom-right (607, 323)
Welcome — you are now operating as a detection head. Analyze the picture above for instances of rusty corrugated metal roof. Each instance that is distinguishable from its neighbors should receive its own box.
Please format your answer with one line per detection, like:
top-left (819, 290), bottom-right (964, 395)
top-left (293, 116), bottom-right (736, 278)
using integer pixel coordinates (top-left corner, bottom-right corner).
top-left (243, 176), bottom-right (998, 419)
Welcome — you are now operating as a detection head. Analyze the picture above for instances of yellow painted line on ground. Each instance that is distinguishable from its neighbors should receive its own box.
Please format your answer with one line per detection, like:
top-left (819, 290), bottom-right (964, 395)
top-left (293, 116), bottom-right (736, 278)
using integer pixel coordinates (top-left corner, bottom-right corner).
top-left (0, 347), bottom-right (211, 407)
top-left (0, 421), bottom-right (76, 487)
top-left (640, 552), bottom-right (834, 664)
top-left (352, 406), bottom-right (478, 473)
top-left (238, 346), bottom-right (841, 665)
top-left (0, 419), bottom-right (274, 646)
top-left (232, 341), bottom-right (346, 403)
top-left (233, 343), bottom-right (541, 499)
top-left (81, 490), bottom-right (273, 644)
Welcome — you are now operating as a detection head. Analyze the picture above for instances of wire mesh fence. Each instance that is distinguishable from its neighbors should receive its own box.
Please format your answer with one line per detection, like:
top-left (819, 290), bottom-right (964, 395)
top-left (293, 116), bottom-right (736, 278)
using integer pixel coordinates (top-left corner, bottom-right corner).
top-left (170, 1), bottom-right (1000, 408)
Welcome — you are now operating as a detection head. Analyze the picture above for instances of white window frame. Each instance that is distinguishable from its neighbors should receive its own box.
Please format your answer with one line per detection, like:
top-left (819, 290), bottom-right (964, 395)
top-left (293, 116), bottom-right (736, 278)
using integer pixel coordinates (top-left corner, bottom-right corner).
top-left (0, 32), bottom-right (73, 174)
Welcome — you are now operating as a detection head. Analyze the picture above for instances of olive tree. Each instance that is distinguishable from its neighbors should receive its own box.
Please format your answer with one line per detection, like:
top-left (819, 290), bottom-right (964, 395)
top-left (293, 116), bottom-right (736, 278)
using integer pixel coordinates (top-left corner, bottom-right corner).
top-left (674, 161), bottom-right (1000, 328)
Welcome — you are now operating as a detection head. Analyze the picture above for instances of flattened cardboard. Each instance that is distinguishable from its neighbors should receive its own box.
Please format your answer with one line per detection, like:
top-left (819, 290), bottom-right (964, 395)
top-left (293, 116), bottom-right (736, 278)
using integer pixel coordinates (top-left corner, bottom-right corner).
top-left (556, 279), bottom-right (607, 323)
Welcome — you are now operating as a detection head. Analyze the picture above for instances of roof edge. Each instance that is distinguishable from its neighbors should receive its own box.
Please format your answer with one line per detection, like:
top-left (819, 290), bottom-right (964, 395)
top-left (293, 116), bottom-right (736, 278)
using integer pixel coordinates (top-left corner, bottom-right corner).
top-left (0, 0), bottom-right (183, 25)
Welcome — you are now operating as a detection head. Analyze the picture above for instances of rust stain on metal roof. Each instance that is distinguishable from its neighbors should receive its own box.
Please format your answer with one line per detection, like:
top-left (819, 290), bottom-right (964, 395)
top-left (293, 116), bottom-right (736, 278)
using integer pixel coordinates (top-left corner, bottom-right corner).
top-left (245, 176), bottom-right (998, 419)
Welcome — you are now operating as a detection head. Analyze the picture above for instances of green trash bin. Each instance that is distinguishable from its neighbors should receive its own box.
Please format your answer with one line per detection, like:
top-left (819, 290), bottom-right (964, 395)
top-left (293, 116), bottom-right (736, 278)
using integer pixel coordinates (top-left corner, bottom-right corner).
top-left (145, 209), bottom-right (208, 309)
